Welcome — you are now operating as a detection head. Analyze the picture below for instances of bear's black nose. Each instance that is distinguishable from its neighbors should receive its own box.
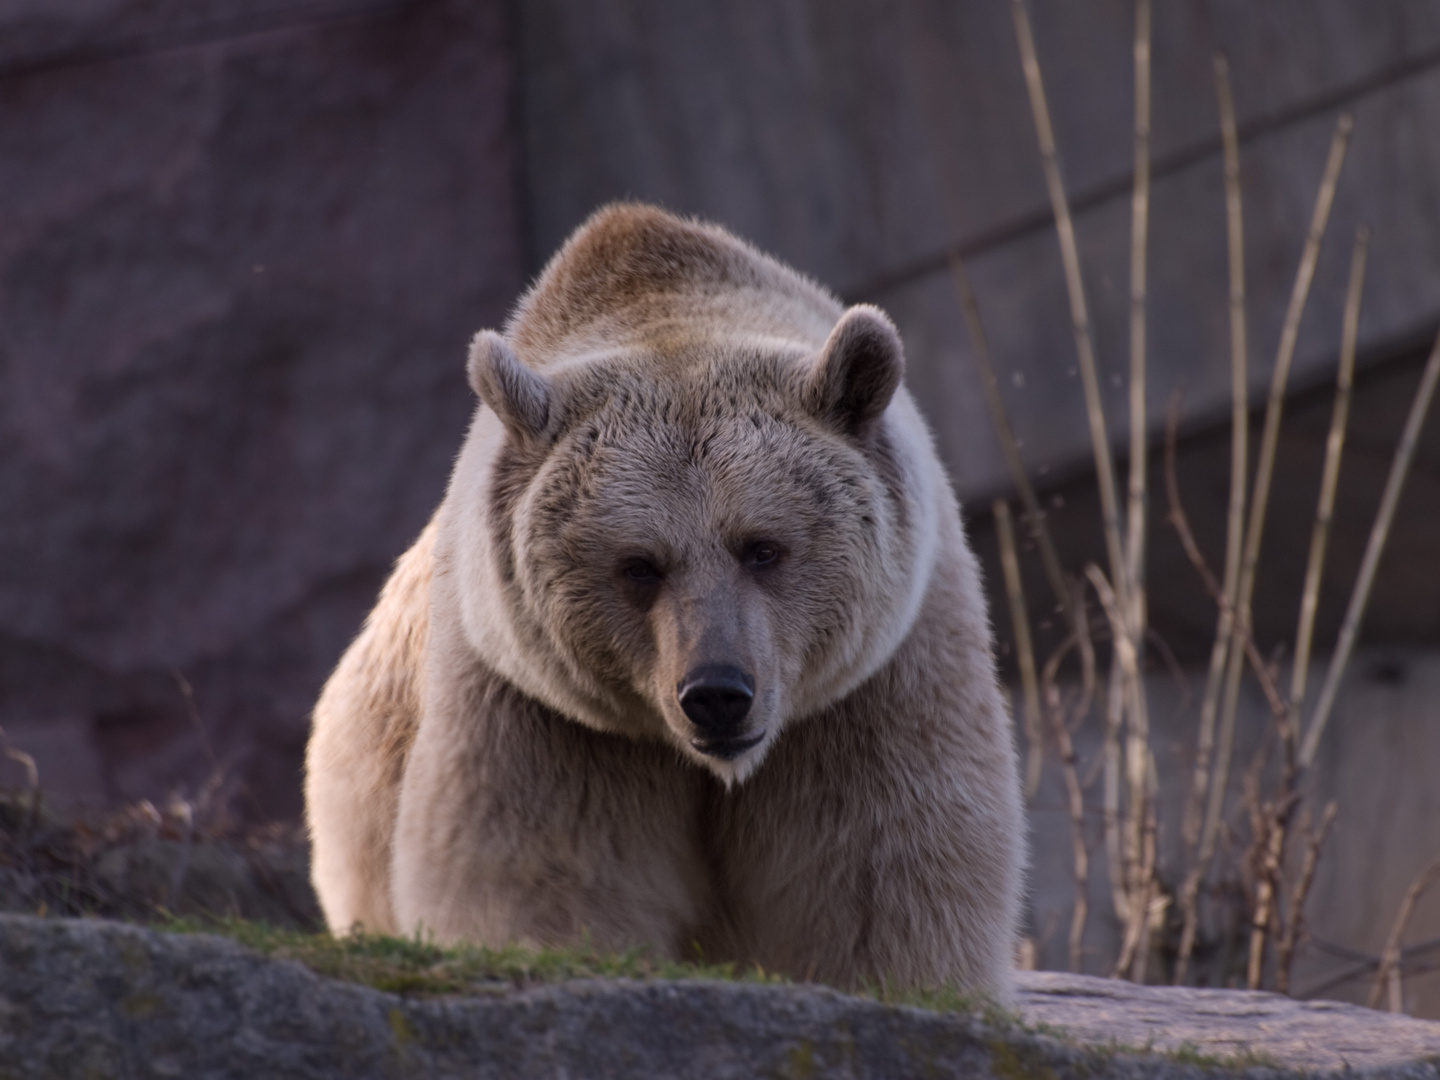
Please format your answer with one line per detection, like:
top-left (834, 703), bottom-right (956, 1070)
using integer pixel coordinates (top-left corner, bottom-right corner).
top-left (678, 665), bottom-right (755, 740)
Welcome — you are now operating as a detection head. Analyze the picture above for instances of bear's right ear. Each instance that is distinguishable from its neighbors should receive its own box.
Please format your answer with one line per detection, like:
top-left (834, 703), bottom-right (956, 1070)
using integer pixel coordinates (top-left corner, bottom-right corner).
top-left (803, 305), bottom-right (905, 438)
top-left (467, 330), bottom-right (553, 442)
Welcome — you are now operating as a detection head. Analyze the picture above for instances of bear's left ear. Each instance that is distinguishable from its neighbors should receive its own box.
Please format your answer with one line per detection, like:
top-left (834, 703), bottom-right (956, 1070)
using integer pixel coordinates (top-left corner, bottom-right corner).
top-left (803, 305), bottom-right (905, 438)
top-left (468, 330), bottom-right (555, 443)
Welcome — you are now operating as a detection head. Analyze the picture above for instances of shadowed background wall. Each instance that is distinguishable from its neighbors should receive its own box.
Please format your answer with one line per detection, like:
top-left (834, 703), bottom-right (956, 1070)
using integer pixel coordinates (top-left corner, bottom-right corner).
top-left (0, 1), bottom-right (524, 817)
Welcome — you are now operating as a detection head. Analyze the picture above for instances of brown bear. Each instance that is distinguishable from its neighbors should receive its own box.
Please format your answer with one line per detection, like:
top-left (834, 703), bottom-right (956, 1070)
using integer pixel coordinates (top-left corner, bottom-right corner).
top-left (305, 203), bottom-right (1024, 996)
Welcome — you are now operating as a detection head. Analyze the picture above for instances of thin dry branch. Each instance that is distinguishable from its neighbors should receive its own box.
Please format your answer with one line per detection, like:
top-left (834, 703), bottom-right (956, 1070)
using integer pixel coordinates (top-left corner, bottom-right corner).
top-left (1086, 564), bottom-right (1154, 978)
top-left (1124, 0), bottom-right (1152, 654)
top-left (951, 256), bottom-right (1078, 635)
top-left (1102, 670), bottom-right (1129, 923)
top-left (1181, 59), bottom-right (1250, 963)
top-left (1246, 791), bottom-right (1299, 990)
top-left (1046, 687), bottom-right (1091, 974)
top-left (1042, 602), bottom-right (1097, 975)
top-left (995, 499), bottom-right (1045, 801)
top-left (1010, 0), bottom-right (1129, 613)
top-left (1370, 856), bottom-right (1440, 1012)
top-left (1134, 757), bottom-right (1162, 982)
top-left (1163, 404), bottom-right (1287, 718)
top-left (1115, 753), bottom-right (1161, 981)
top-left (1189, 54), bottom-right (1251, 844)
top-left (1203, 110), bottom-right (1352, 885)
top-left (1041, 591), bottom-right (1099, 722)
top-left (1301, 323), bottom-right (1440, 767)
top-left (1113, 2), bottom-right (1154, 964)
top-left (1291, 227), bottom-right (1369, 726)
top-left (1276, 800), bottom-right (1338, 994)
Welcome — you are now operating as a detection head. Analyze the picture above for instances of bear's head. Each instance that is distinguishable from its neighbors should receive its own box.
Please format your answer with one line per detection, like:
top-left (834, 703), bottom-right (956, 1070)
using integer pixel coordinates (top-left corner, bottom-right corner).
top-left (439, 210), bottom-right (941, 785)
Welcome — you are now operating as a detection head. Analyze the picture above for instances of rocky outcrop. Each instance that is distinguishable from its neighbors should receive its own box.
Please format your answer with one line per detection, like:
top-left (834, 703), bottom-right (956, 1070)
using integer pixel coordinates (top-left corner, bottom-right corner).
top-left (0, 915), bottom-right (1437, 1079)
top-left (0, 0), bottom-right (523, 817)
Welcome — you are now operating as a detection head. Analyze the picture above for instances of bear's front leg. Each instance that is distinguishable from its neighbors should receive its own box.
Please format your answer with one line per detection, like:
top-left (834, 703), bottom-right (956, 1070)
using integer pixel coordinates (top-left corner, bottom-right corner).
top-left (391, 658), bottom-right (714, 958)
top-left (712, 568), bottom-right (1024, 996)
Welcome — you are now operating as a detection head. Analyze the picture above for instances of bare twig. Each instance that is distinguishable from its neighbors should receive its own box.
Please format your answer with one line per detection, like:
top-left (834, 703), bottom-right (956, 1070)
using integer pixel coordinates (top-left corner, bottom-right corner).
top-left (174, 668), bottom-right (233, 827)
top-left (1041, 589), bottom-right (1099, 727)
top-left (1246, 792), bottom-right (1299, 989)
top-left (1299, 930), bottom-right (1440, 999)
top-left (1042, 597), bottom-right (1097, 974)
top-left (0, 727), bottom-right (42, 836)
top-left (1131, 756), bottom-right (1162, 983)
top-left (1301, 324), bottom-right (1440, 767)
top-left (952, 258), bottom-right (1078, 635)
top-left (1047, 686), bottom-right (1091, 974)
top-left (1276, 800), bottom-right (1338, 993)
top-left (1370, 856), bottom-right (1440, 1011)
top-left (1118, 5), bottom-right (1154, 973)
top-left (995, 499), bottom-right (1046, 801)
top-left (1203, 110), bottom-right (1352, 894)
top-left (1100, 661), bottom-right (1131, 924)
top-left (174, 669), bottom-right (220, 775)
top-left (1086, 564), bottom-right (1154, 979)
top-left (1291, 228), bottom-right (1369, 727)
top-left (1010, 0), bottom-right (1129, 613)
top-left (1186, 52), bottom-right (1251, 853)
top-left (1163, 404), bottom-right (1287, 718)
top-left (1176, 58), bottom-right (1251, 987)
top-left (1116, 754), bottom-right (1161, 981)
top-left (1124, 0), bottom-right (1152, 663)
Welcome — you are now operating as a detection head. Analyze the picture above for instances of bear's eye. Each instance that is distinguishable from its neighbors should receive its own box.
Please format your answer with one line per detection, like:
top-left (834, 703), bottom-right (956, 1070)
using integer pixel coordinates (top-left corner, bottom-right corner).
top-left (620, 557), bottom-right (663, 586)
top-left (742, 541), bottom-right (783, 568)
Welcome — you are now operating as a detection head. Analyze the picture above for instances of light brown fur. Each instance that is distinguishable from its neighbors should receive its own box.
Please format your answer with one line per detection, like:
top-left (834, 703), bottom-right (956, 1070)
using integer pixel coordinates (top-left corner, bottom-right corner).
top-left (306, 204), bottom-right (1024, 995)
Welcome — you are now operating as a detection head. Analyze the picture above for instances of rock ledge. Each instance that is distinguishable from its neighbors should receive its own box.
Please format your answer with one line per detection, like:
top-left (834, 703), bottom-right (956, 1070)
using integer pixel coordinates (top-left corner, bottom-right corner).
top-left (1, 915), bottom-right (1437, 1078)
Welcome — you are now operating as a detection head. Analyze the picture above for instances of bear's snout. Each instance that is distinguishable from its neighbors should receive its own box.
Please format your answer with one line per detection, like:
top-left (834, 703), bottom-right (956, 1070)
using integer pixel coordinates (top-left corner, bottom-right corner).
top-left (677, 665), bottom-right (761, 760)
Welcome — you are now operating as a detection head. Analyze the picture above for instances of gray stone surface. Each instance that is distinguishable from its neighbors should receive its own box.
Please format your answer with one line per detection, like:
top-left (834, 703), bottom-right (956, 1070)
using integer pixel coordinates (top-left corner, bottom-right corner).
top-left (1, 915), bottom-right (1438, 1078)
top-left (0, 0), bottom-right (523, 816)
top-left (1019, 970), bottom-right (1440, 1073)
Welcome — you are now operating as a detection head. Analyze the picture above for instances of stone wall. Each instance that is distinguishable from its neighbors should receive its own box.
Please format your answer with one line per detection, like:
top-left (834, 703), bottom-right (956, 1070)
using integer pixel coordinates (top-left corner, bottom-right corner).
top-left (518, 0), bottom-right (1440, 497)
top-left (0, 0), bottom-right (524, 817)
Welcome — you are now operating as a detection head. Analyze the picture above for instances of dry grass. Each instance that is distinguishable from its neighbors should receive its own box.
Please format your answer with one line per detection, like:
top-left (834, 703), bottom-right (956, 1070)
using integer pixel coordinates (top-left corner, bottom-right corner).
top-left (0, 785), bottom-right (319, 931)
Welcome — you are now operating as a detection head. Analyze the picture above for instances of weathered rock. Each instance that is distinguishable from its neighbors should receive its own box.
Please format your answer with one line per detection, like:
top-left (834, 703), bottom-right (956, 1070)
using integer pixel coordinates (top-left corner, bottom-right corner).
top-left (0, 0), bottom-right (523, 816)
top-left (0, 915), bottom-right (1437, 1078)
top-left (1019, 971), bottom-right (1440, 1074)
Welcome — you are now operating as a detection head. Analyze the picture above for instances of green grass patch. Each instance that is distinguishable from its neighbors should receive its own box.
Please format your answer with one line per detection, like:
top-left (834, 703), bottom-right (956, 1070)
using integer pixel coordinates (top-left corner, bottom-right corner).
top-left (159, 915), bottom-right (790, 998)
top-left (159, 916), bottom-right (1017, 1026)
top-left (158, 916), bottom-right (1013, 1020)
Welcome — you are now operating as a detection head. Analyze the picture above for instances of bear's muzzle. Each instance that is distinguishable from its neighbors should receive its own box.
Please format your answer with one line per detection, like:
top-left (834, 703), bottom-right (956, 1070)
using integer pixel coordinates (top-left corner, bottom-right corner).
top-left (677, 665), bottom-right (764, 760)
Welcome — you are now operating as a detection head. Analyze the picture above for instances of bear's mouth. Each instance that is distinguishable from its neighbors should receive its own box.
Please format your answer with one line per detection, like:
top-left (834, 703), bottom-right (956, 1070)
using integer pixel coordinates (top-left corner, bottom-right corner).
top-left (689, 730), bottom-right (766, 761)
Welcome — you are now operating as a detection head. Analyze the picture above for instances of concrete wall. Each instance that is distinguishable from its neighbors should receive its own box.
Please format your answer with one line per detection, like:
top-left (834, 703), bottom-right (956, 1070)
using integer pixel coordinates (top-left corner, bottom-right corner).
top-left (970, 337), bottom-right (1440, 668)
top-left (519, 0), bottom-right (1440, 498)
